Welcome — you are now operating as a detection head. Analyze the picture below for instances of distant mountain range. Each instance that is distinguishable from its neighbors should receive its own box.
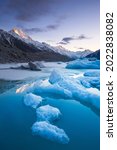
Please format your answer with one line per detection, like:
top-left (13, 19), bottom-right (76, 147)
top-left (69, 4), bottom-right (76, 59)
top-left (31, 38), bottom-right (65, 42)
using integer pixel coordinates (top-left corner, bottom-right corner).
top-left (0, 28), bottom-right (96, 63)
top-left (86, 49), bottom-right (100, 60)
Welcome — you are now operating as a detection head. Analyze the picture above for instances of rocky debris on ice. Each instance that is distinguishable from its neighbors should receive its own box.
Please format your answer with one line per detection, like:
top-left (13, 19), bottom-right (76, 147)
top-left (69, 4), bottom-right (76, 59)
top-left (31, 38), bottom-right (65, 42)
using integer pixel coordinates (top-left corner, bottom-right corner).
top-left (11, 61), bottom-right (45, 71)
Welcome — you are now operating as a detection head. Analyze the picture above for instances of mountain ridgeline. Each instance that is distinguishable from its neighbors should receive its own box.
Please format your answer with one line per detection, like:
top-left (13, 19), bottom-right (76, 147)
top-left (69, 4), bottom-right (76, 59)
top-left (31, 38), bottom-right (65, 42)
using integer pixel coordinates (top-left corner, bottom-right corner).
top-left (0, 28), bottom-right (98, 63)
top-left (86, 49), bottom-right (100, 60)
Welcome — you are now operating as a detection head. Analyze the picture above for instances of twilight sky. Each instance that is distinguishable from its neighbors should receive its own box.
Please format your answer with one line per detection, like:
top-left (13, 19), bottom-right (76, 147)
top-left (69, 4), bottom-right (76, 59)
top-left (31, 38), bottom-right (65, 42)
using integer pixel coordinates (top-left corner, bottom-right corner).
top-left (0, 0), bottom-right (100, 51)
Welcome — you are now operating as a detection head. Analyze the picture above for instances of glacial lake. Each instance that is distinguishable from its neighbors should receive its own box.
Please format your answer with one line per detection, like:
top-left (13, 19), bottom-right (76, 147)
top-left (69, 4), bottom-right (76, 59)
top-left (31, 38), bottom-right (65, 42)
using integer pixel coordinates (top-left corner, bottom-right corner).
top-left (0, 63), bottom-right (100, 150)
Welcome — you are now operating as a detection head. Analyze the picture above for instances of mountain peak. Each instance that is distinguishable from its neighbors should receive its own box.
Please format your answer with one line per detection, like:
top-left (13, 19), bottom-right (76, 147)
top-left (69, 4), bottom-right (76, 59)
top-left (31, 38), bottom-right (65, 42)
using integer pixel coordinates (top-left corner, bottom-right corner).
top-left (10, 27), bottom-right (32, 40)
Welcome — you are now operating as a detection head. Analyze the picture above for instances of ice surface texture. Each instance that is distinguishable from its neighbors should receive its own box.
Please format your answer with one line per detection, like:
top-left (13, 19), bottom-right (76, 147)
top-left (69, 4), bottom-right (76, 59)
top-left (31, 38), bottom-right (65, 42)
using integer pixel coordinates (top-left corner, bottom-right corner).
top-left (17, 70), bottom-right (100, 110)
top-left (84, 70), bottom-right (100, 77)
top-left (32, 121), bottom-right (70, 144)
top-left (36, 105), bottom-right (61, 122)
top-left (24, 93), bottom-right (42, 108)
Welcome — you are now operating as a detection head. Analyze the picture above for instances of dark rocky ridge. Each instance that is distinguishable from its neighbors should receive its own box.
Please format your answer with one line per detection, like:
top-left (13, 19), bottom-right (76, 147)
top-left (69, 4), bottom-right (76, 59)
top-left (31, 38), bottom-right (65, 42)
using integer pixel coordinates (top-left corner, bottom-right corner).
top-left (86, 49), bottom-right (100, 60)
top-left (0, 30), bottom-right (72, 63)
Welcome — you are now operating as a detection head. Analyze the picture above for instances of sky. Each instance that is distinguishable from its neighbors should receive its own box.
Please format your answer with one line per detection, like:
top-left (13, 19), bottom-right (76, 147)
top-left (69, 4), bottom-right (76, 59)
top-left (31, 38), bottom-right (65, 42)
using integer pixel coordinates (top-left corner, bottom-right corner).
top-left (0, 0), bottom-right (100, 51)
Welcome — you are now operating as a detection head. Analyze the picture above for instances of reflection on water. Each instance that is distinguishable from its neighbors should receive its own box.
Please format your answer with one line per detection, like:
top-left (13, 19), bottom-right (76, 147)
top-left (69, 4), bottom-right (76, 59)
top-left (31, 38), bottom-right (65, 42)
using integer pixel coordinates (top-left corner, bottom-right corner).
top-left (0, 80), bottom-right (22, 94)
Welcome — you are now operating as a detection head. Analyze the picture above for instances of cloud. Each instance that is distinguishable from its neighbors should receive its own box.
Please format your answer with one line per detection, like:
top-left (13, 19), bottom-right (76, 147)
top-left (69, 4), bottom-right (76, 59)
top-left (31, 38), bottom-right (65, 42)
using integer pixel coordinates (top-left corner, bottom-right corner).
top-left (47, 24), bottom-right (59, 30)
top-left (58, 35), bottom-right (90, 45)
top-left (24, 24), bottom-right (59, 33)
top-left (24, 28), bottom-right (46, 33)
top-left (6, 0), bottom-right (58, 22)
top-left (23, 15), bottom-right (66, 33)
top-left (58, 41), bottom-right (68, 45)
top-left (74, 47), bottom-right (84, 50)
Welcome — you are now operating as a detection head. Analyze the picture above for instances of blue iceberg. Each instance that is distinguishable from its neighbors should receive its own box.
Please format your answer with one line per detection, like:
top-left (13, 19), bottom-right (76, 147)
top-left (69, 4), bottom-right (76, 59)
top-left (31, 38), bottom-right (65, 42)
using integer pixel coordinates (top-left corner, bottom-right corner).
top-left (24, 93), bottom-right (43, 108)
top-left (36, 105), bottom-right (61, 122)
top-left (32, 121), bottom-right (70, 144)
top-left (66, 59), bottom-right (100, 69)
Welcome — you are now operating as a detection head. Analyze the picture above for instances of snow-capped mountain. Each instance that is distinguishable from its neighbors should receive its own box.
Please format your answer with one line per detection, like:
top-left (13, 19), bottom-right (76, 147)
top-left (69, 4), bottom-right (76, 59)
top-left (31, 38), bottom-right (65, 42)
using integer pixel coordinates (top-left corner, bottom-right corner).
top-left (0, 28), bottom-right (93, 63)
top-left (10, 28), bottom-right (32, 40)
top-left (0, 29), bottom-right (72, 63)
top-left (8, 28), bottom-right (93, 58)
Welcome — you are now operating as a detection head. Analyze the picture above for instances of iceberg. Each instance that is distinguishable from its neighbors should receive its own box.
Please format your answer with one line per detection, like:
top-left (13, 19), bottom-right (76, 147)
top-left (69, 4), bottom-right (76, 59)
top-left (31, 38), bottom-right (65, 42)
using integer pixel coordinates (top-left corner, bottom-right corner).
top-left (49, 71), bottom-right (100, 110)
top-left (24, 93), bottom-right (43, 108)
top-left (16, 79), bottom-right (72, 99)
top-left (49, 70), bottom-right (63, 84)
top-left (36, 105), bottom-right (61, 122)
top-left (32, 121), bottom-right (70, 144)
top-left (66, 59), bottom-right (100, 69)
top-left (17, 70), bottom-right (100, 111)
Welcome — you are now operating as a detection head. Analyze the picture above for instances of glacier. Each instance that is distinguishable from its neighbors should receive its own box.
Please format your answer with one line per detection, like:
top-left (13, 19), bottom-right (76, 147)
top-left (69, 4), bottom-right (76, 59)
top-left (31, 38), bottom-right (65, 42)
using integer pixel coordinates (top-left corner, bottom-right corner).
top-left (24, 93), bottom-right (43, 108)
top-left (66, 59), bottom-right (100, 69)
top-left (36, 105), bottom-right (61, 122)
top-left (32, 121), bottom-right (70, 144)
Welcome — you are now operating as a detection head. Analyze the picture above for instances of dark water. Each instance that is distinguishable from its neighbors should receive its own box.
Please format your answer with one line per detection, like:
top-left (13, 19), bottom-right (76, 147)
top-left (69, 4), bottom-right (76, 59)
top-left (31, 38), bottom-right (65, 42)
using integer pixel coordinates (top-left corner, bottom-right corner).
top-left (0, 86), bottom-right (100, 150)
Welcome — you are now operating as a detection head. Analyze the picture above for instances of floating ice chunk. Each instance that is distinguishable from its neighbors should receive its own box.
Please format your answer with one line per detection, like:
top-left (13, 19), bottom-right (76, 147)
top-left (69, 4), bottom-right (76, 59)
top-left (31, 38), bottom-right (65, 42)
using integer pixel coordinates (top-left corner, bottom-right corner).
top-left (17, 79), bottom-right (72, 99)
top-left (84, 70), bottom-right (100, 77)
top-left (16, 70), bottom-right (100, 110)
top-left (66, 59), bottom-right (100, 69)
top-left (16, 83), bottom-right (31, 93)
top-left (32, 121), bottom-right (70, 144)
top-left (49, 70), bottom-right (62, 84)
top-left (24, 93), bottom-right (43, 108)
top-left (36, 105), bottom-right (61, 122)
top-left (49, 70), bottom-right (100, 110)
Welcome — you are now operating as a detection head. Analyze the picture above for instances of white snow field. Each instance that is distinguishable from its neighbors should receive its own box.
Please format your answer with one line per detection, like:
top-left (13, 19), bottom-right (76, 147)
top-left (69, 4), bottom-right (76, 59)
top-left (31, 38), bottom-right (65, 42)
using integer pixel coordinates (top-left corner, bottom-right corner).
top-left (24, 93), bottom-right (43, 108)
top-left (66, 59), bottom-right (100, 69)
top-left (32, 121), bottom-right (70, 144)
top-left (36, 105), bottom-right (61, 122)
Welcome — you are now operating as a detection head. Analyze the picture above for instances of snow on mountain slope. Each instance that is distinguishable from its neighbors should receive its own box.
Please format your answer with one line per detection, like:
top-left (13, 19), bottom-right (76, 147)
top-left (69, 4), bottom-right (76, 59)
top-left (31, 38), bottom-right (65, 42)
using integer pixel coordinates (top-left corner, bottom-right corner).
top-left (8, 28), bottom-right (93, 58)
top-left (0, 27), bottom-right (94, 62)
top-left (10, 28), bottom-right (32, 40)
top-left (0, 29), bottom-right (71, 63)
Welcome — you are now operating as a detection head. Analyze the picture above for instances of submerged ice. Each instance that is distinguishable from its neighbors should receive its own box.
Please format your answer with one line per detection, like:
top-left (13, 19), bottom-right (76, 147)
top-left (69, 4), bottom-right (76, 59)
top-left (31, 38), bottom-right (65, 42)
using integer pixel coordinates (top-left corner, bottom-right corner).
top-left (36, 105), bottom-right (61, 122)
top-left (24, 93), bottom-right (43, 108)
top-left (32, 121), bottom-right (70, 144)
